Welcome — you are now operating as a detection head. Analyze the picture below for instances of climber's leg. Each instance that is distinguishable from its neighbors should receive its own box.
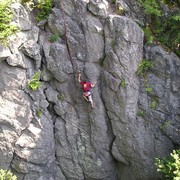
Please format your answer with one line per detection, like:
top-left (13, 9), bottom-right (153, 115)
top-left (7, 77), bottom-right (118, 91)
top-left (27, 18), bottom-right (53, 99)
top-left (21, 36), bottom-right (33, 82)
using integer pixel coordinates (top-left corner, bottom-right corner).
top-left (83, 93), bottom-right (89, 102)
top-left (88, 94), bottom-right (94, 108)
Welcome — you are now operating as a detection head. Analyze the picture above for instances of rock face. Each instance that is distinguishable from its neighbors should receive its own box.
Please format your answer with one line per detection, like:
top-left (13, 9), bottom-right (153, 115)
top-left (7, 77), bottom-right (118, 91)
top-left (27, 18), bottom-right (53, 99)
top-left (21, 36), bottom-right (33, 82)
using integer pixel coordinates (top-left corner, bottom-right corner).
top-left (0, 1), bottom-right (179, 180)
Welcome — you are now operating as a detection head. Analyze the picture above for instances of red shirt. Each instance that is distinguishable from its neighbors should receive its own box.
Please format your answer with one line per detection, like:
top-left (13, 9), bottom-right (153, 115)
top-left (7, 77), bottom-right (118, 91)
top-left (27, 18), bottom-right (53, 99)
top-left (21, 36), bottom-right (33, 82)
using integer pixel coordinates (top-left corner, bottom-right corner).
top-left (80, 81), bottom-right (92, 92)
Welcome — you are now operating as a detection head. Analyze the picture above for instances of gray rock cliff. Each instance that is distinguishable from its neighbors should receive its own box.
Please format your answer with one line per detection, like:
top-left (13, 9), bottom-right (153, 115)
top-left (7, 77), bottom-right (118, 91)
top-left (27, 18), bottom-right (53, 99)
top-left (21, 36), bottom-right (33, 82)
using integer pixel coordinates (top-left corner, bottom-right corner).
top-left (0, 0), bottom-right (179, 180)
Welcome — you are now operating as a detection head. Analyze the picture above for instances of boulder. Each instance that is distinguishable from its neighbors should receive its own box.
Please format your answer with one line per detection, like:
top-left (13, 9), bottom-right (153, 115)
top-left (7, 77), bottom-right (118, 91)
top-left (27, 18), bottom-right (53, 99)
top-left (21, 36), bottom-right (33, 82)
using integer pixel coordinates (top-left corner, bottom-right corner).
top-left (88, 0), bottom-right (109, 19)
top-left (11, 3), bottom-right (31, 31)
top-left (46, 43), bottom-right (73, 82)
top-left (0, 46), bottom-right (11, 63)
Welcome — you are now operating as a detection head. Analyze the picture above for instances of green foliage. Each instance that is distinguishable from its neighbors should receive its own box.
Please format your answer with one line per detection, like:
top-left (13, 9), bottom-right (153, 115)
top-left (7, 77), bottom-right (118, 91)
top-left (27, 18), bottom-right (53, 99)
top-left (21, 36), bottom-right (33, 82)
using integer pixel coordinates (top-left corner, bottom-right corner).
top-left (155, 150), bottom-right (180, 179)
top-left (145, 83), bottom-right (152, 94)
top-left (111, 39), bottom-right (116, 48)
top-left (139, 0), bottom-right (180, 56)
top-left (49, 33), bottom-right (59, 42)
top-left (139, 0), bottom-right (162, 16)
top-left (0, 1), bottom-right (18, 45)
top-left (27, 72), bottom-right (42, 90)
top-left (0, 169), bottom-right (17, 180)
top-left (36, 0), bottom-right (53, 21)
top-left (115, 5), bottom-right (124, 15)
top-left (120, 79), bottom-right (126, 88)
top-left (58, 93), bottom-right (65, 101)
top-left (137, 60), bottom-right (153, 95)
top-left (21, 0), bottom-right (32, 3)
top-left (143, 25), bottom-right (154, 44)
top-left (154, 12), bottom-right (180, 56)
top-left (161, 0), bottom-right (179, 7)
top-left (36, 108), bottom-right (43, 117)
top-left (160, 121), bottom-right (170, 130)
top-left (137, 110), bottom-right (145, 117)
top-left (136, 60), bottom-right (154, 76)
top-left (150, 96), bottom-right (159, 109)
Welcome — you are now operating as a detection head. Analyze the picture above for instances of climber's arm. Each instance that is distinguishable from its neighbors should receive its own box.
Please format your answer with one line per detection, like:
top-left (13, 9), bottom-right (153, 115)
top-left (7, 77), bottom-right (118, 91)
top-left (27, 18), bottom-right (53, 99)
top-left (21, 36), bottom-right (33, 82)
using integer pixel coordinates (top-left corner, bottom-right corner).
top-left (91, 81), bottom-right (97, 87)
top-left (78, 73), bottom-right (81, 83)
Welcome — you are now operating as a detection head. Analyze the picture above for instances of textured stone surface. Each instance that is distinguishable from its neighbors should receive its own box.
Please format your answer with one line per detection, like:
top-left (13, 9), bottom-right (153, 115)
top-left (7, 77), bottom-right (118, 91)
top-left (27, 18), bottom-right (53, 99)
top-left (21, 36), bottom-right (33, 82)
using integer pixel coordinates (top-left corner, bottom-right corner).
top-left (0, 46), bottom-right (11, 63)
top-left (88, 0), bottom-right (109, 19)
top-left (0, 1), bottom-right (179, 180)
top-left (11, 3), bottom-right (31, 31)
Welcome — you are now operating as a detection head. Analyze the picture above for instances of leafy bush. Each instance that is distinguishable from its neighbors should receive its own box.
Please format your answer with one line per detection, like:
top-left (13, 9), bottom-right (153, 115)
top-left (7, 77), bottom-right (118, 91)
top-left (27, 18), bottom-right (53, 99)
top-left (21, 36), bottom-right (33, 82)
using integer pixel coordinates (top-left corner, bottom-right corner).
top-left (27, 72), bottom-right (42, 90)
top-left (36, 0), bottom-right (53, 21)
top-left (0, 1), bottom-right (17, 45)
top-left (0, 169), bottom-right (17, 180)
top-left (155, 150), bottom-right (180, 179)
top-left (139, 0), bottom-right (162, 16)
top-left (139, 0), bottom-right (180, 56)
top-left (143, 25), bottom-right (154, 44)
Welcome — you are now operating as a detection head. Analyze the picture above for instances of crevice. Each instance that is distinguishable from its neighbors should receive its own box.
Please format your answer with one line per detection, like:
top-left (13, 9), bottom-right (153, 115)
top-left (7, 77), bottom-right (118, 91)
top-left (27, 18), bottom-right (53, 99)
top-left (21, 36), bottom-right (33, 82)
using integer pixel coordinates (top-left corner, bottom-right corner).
top-left (59, 1), bottom-right (75, 73)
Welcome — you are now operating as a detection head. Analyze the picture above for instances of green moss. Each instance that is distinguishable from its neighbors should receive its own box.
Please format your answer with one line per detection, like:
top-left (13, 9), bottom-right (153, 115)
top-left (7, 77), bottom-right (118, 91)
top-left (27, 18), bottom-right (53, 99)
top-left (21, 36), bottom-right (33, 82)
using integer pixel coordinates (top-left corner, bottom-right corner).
top-left (36, 109), bottom-right (43, 117)
top-left (112, 0), bottom-right (115, 4)
top-left (58, 93), bottom-right (65, 101)
top-left (160, 121), bottom-right (170, 130)
top-left (111, 39), bottom-right (116, 48)
top-left (137, 110), bottom-right (145, 118)
top-left (120, 79), bottom-right (126, 88)
top-left (49, 33), bottom-right (59, 42)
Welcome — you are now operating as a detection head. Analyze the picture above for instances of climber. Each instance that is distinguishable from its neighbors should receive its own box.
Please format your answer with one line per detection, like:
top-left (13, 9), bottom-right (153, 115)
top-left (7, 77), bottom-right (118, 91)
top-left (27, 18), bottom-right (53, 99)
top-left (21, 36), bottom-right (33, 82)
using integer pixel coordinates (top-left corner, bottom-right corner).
top-left (78, 72), bottom-right (97, 108)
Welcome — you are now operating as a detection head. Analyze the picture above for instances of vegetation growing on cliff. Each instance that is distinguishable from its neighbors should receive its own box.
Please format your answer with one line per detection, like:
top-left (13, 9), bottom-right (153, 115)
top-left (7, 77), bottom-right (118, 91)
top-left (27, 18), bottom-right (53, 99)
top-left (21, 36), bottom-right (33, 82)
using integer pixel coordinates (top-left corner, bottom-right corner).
top-left (27, 72), bottom-right (42, 90)
top-left (0, 1), bottom-right (17, 45)
top-left (35, 0), bottom-right (53, 21)
top-left (20, 0), bottom-right (53, 21)
top-left (155, 150), bottom-right (180, 179)
top-left (139, 0), bottom-right (180, 56)
top-left (0, 169), bottom-right (17, 180)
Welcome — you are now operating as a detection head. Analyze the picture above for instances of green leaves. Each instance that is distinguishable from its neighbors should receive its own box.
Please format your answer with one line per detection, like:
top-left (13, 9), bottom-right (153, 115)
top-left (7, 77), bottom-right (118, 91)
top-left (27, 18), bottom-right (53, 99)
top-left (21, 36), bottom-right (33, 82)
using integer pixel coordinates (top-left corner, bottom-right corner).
top-left (140, 0), bottom-right (162, 16)
top-left (143, 25), bottom-right (154, 44)
top-left (136, 60), bottom-right (154, 76)
top-left (155, 150), bottom-right (180, 179)
top-left (49, 33), bottom-right (59, 42)
top-left (0, 1), bottom-right (17, 45)
top-left (0, 169), bottom-right (17, 180)
top-left (27, 72), bottom-right (42, 91)
top-left (36, 0), bottom-right (53, 21)
top-left (120, 79), bottom-right (126, 88)
top-left (139, 0), bottom-right (180, 56)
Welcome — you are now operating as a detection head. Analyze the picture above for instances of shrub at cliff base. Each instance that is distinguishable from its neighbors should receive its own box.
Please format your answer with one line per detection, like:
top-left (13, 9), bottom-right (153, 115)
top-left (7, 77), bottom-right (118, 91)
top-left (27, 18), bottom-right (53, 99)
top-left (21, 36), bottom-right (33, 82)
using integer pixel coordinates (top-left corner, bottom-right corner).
top-left (0, 169), bottom-right (17, 180)
top-left (155, 150), bottom-right (180, 179)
